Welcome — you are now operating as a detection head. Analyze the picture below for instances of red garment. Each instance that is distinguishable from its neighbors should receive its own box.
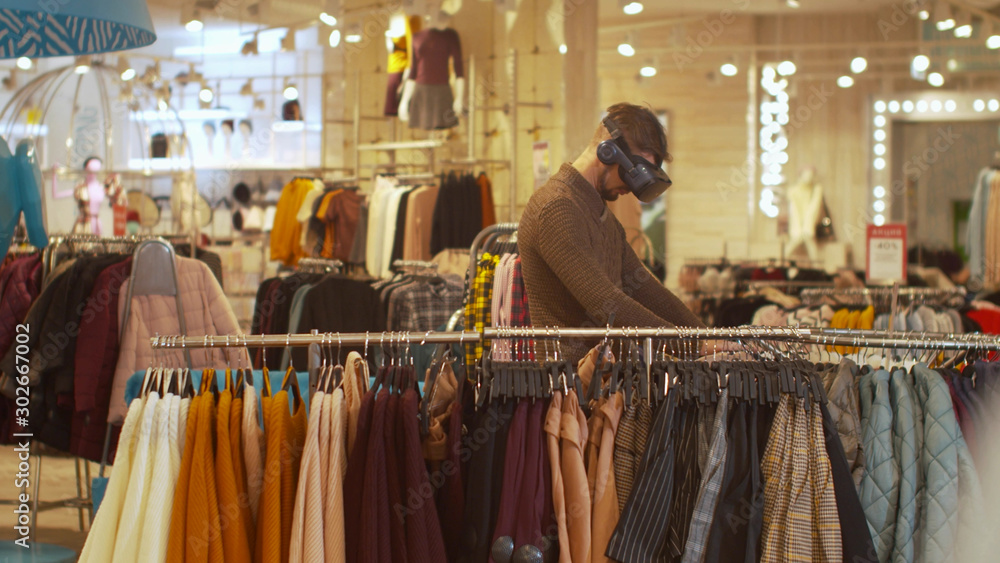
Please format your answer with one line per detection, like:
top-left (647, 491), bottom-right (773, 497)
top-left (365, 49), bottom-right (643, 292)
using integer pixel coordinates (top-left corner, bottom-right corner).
top-left (344, 389), bottom-right (376, 563)
top-left (490, 400), bottom-right (529, 562)
top-left (0, 255), bottom-right (42, 358)
top-left (400, 389), bottom-right (447, 563)
top-left (324, 190), bottom-right (363, 262)
top-left (383, 392), bottom-right (408, 562)
top-left (360, 389), bottom-right (392, 563)
top-left (439, 400), bottom-right (465, 561)
top-left (71, 258), bottom-right (132, 462)
top-left (410, 28), bottom-right (464, 85)
top-left (478, 173), bottom-right (496, 228)
top-left (965, 310), bottom-right (1000, 361)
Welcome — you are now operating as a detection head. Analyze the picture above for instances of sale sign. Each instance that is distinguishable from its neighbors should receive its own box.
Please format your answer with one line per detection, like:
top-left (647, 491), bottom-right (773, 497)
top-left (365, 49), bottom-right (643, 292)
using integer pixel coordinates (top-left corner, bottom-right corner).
top-left (866, 224), bottom-right (907, 285)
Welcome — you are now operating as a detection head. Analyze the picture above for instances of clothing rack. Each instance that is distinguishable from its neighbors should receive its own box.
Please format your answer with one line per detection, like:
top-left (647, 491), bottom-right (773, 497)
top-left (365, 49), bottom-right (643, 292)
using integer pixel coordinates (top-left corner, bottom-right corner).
top-left (744, 280), bottom-right (837, 292)
top-left (297, 257), bottom-right (343, 274)
top-left (392, 259), bottom-right (438, 271)
top-left (149, 326), bottom-right (1000, 353)
top-left (46, 233), bottom-right (195, 273)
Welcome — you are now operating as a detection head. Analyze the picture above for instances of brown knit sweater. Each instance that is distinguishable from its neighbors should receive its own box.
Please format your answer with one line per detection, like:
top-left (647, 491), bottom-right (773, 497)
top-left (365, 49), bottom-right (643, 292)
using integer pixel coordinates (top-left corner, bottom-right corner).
top-left (519, 163), bottom-right (705, 362)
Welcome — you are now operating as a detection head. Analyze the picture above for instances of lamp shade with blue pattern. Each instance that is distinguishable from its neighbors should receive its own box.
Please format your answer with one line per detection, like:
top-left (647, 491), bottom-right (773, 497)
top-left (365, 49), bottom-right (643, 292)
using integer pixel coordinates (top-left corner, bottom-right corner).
top-left (0, 0), bottom-right (156, 59)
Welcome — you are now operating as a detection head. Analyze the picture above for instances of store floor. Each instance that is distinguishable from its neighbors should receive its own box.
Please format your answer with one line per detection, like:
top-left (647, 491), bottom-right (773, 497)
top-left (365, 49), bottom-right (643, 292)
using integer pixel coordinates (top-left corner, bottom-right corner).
top-left (0, 445), bottom-right (92, 558)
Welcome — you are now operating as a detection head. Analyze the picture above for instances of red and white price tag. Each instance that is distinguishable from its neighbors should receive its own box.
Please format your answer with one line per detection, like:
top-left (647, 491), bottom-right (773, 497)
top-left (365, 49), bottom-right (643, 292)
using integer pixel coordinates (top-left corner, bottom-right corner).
top-left (866, 224), bottom-right (907, 285)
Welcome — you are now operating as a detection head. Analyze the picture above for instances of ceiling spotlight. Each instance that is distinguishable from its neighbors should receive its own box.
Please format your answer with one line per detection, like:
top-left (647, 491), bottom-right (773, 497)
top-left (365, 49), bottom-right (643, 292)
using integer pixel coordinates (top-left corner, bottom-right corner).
top-left (988, 35), bottom-right (1000, 49)
top-left (935, 2), bottom-right (955, 30)
top-left (837, 75), bottom-right (854, 88)
top-left (912, 54), bottom-right (930, 72)
top-left (199, 83), bottom-right (214, 103)
top-left (15, 57), bottom-right (31, 70)
top-left (319, 12), bottom-right (338, 26)
top-left (329, 29), bottom-right (341, 47)
top-left (928, 72), bottom-right (944, 87)
top-left (640, 66), bottom-right (656, 77)
top-left (345, 32), bottom-right (362, 43)
top-left (281, 30), bottom-right (297, 51)
top-left (618, 42), bottom-right (635, 57)
top-left (720, 63), bottom-right (738, 76)
top-left (74, 55), bottom-right (91, 74)
top-left (182, 5), bottom-right (203, 32)
top-left (919, 9), bottom-right (929, 20)
top-left (954, 10), bottom-right (972, 37)
top-left (283, 81), bottom-right (299, 100)
top-left (777, 60), bottom-right (796, 76)
top-left (117, 57), bottom-right (135, 81)
top-left (850, 56), bottom-right (868, 74)
top-left (241, 35), bottom-right (259, 56)
top-left (622, 1), bottom-right (644, 15)
top-left (974, 99), bottom-right (986, 111)
top-left (558, 44), bottom-right (567, 54)
top-left (240, 79), bottom-right (254, 97)
top-left (786, 0), bottom-right (800, 7)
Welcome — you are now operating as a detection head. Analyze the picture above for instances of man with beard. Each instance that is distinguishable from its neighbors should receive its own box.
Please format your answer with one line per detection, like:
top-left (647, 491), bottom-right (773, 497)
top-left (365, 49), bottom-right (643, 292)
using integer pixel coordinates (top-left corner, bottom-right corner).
top-left (518, 102), bottom-right (704, 364)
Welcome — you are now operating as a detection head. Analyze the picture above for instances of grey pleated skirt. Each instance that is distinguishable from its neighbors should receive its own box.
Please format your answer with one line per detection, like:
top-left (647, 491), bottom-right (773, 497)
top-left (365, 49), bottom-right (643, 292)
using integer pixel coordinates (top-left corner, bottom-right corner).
top-left (408, 83), bottom-right (459, 130)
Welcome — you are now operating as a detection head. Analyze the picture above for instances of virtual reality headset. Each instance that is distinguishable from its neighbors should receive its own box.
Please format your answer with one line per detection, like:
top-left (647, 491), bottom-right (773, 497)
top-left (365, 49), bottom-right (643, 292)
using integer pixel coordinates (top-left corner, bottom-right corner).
top-left (596, 116), bottom-right (672, 203)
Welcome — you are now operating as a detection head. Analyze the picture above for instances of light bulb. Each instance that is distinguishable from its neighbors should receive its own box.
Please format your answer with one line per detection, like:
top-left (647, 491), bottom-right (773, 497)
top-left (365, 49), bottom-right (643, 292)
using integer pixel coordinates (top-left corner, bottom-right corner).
top-left (199, 87), bottom-right (213, 103)
top-left (850, 56), bottom-right (868, 74)
top-left (937, 18), bottom-right (955, 31)
top-left (158, 99), bottom-right (168, 111)
top-left (945, 99), bottom-right (957, 112)
top-left (927, 72), bottom-right (944, 87)
top-left (874, 115), bottom-right (887, 127)
top-left (955, 24), bottom-right (973, 38)
top-left (329, 29), bottom-right (341, 47)
top-left (185, 19), bottom-right (203, 32)
top-left (874, 143), bottom-right (886, 155)
top-left (930, 100), bottom-right (943, 112)
top-left (989, 35), bottom-right (1000, 49)
top-left (345, 33), bottom-right (362, 43)
top-left (974, 99), bottom-right (986, 111)
top-left (888, 100), bottom-right (900, 113)
top-left (912, 54), bottom-right (930, 72)
top-left (874, 214), bottom-right (886, 226)
top-left (874, 158), bottom-right (886, 170)
top-left (874, 186), bottom-right (886, 198)
top-left (121, 68), bottom-right (135, 81)
top-left (640, 66), bottom-right (656, 77)
top-left (874, 130), bottom-right (886, 142)
top-left (917, 100), bottom-right (929, 112)
top-left (837, 75), bottom-right (854, 88)
top-left (15, 57), bottom-right (31, 70)
top-left (874, 100), bottom-right (886, 113)
top-left (559, 44), bottom-right (567, 54)
top-left (777, 60), bottom-right (796, 76)
top-left (623, 2), bottom-right (643, 15)
top-left (918, 9), bottom-right (929, 20)
top-left (618, 43), bottom-right (635, 57)
top-left (874, 200), bottom-right (886, 212)
top-left (902, 100), bottom-right (914, 113)
top-left (283, 84), bottom-right (299, 100)
top-left (720, 63), bottom-right (738, 76)
top-left (74, 61), bottom-right (90, 74)
top-left (319, 12), bottom-right (337, 26)
top-left (989, 99), bottom-right (999, 111)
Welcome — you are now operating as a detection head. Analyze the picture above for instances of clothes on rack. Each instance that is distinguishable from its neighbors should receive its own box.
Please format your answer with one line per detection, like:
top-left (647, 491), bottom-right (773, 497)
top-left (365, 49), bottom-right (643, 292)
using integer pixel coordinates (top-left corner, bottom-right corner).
top-left (0, 139), bottom-right (48, 258)
top-left (967, 166), bottom-right (1000, 289)
top-left (271, 177), bottom-right (324, 267)
top-left (431, 171), bottom-right (490, 257)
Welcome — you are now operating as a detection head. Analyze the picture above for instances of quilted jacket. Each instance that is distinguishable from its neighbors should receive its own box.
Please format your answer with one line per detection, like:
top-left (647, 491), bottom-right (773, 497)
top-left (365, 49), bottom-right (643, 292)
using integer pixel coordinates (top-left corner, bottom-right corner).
top-left (859, 369), bottom-right (898, 562)
top-left (912, 364), bottom-right (960, 563)
top-left (0, 255), bottom-right (42, 358)
top-left (822, 359), bottom-right (865, 488)
top-left (889, 369), bottom-right (918, 563)
top-left (108, 257), bottom-right (247, 423)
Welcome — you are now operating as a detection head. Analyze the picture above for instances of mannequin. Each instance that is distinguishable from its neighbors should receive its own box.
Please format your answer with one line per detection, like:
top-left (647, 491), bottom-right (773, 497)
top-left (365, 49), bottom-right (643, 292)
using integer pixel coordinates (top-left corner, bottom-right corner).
top-left (397, 7), bottom-right (465, 130)
top-left (384, 15), bottom-right (422, 116)
top-left (203, 122), bottom-right (217, 157)
top-left (221, 119), bottom-right (234, 160)
top-left (72, 157), bottom-right (106, 234)
top-left (786, 166), bottom-right (824, 261)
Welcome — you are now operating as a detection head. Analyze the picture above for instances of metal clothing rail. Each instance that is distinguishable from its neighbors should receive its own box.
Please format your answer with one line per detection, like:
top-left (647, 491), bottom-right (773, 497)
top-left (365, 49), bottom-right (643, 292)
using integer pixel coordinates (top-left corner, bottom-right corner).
top-left (149, 326), bottom-right (1000, 352)
top-left (467, 222), bottom-right (518, 286)
top-left (393, 259), bottom-right (438, 271)
top-left (801, 286), bottom-right (966, 298)
top-left (297, 257), bottom-right (343, 273)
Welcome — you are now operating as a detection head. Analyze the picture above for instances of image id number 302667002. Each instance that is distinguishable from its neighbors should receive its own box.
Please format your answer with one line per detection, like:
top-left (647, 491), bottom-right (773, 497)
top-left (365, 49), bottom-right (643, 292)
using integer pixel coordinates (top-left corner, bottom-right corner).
top-left (12, 323), bottom-right (32, 548)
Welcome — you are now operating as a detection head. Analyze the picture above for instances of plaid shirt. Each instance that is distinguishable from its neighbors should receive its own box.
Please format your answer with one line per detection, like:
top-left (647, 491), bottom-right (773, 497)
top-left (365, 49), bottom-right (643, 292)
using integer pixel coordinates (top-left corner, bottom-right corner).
top-left (387, 274), bottom-right (464, 332)
top-left (464, 253), bottom-right (498, 366)
top-left (681, 388), bottom-right (729, 563)
top-left (760, 395), bottom-right (842, 562)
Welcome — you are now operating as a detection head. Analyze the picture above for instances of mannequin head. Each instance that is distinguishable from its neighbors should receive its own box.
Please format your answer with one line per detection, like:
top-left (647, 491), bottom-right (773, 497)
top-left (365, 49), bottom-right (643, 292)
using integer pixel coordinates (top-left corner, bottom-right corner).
top-left (239, 119), bottom-right (252, 136)
top-left (221, 119), bottom-right (234, 137)
top-left (579, 103), bottom-right (669, 202)
top-left (203, 121), bottom-right (217, 138)
top-left (83, 156), bottom-right (102, 173)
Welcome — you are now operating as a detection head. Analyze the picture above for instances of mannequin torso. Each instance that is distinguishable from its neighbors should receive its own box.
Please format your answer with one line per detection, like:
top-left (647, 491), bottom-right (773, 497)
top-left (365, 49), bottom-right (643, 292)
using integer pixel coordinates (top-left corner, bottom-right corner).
top-left (787, 167), bottom-right (824, 260)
